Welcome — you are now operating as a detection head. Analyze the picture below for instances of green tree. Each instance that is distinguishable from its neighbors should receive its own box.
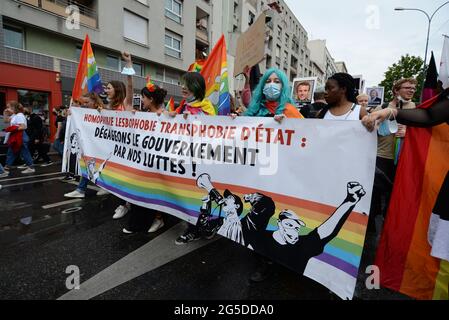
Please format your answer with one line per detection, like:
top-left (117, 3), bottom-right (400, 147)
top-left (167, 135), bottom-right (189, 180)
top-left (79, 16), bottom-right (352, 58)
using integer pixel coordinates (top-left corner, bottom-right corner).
top-left (379, 55), bottom-right (425, 103)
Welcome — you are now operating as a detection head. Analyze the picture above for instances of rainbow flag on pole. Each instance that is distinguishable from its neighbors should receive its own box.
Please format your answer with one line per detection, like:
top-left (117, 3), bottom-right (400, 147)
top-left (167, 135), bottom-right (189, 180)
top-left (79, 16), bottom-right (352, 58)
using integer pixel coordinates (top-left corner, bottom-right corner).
top-left (199, 35), bottom-right (230, 115)
top-left (166, 97), bottom-right (175, 112)
top-left (72, 34), bottom-right (102, 102)
top-left (375, 94), bottom-right (449, 300)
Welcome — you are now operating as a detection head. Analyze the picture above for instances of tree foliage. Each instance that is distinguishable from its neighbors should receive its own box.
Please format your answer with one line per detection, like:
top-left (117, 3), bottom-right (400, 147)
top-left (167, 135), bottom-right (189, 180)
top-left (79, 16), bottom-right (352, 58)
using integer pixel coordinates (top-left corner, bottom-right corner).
top-left (379, 55), bottom-right (425, 102)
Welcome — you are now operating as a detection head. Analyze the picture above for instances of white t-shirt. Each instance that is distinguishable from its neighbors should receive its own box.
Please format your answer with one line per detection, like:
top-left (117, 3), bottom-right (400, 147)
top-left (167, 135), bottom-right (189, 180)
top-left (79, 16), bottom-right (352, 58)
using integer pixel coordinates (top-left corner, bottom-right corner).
top-left (324, 104), bottom-right (361, 121)
top-left (4, 113), bottom-right (27, 144)
top-left (10, 113), bottom-right (27, 128)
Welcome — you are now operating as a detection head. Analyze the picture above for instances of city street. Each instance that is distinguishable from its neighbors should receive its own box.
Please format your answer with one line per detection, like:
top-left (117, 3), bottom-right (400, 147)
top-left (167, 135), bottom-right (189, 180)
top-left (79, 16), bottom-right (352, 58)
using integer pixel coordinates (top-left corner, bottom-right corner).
top-left (0, 156), bottom-right (410, 301)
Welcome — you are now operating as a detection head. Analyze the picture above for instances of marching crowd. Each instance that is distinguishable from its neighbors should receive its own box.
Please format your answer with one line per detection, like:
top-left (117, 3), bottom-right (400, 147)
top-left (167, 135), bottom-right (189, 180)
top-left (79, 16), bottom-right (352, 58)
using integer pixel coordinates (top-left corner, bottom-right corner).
top-left (1, 50), bottom-right (448, 284)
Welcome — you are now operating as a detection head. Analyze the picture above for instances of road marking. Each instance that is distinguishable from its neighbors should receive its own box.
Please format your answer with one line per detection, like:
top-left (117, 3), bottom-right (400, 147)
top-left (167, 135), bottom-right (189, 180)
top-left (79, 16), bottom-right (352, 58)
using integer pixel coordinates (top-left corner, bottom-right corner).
top-left (1, 177), bottom-right (64, 188)
top-left (42, 199), bottom-right (83, 210)
top-left (58, 222), bottom-right (220, 300)
top-left (0, 172), bottom-right (64, 182)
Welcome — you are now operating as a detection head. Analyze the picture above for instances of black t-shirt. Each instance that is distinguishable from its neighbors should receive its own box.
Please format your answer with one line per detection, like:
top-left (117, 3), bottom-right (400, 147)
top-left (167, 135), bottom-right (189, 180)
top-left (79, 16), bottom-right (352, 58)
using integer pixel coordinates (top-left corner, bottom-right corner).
top-left (252, 229), bottom-right (326, 275)
top-left (58, 118), bottom-right (67, 141)
top-left (434, 171), bottom-right (449, 221)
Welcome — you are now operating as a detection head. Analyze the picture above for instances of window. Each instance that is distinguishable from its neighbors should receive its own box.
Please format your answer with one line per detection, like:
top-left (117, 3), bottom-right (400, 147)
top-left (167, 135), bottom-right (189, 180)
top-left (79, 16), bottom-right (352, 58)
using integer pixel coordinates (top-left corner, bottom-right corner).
top-left (17, 90), bottom-right (49, 125)
top-left (4, 25), bottom-right (24, 49)
top-left (248, 11), bottom-right (255, 26)
top-left (155, 68), bottom-right (164, 81)
top-left (165, 72), bottom-right (180, 85)
top-left (277, 26), bottom-right (282, 39)
top-left (285, 34), bottom-right (289, 45)
top-left (275, 45), bottom-right (281, 58)
top-left (107, 55), bottom-right (120, 70)
top-left (165, 0), bottom-right (182, 23)
top-left (76, 45), bottom-right (82, 61)
top-left (165, 31), bottom-right (182, 59)
top-left (123, 10), bottom-right (148, 45)
top-left (132, 62), bottom-right (143, 76)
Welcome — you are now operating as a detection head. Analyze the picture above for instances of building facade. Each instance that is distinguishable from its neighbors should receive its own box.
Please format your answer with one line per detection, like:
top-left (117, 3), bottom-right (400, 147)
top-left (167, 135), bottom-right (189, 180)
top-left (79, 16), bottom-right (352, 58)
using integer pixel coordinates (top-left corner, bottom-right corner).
top-left (308, 39), bottom-right (339, 81)
top-left (1, 0), bottom-right (215, 136)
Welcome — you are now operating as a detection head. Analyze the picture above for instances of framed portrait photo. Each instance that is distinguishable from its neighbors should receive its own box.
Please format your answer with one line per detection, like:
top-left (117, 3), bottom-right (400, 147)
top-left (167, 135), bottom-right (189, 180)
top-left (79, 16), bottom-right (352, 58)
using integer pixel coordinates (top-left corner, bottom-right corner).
top-left (292, 77), bottom-right (317, 106)
top-left (366, 87), bottom-right (385, 106)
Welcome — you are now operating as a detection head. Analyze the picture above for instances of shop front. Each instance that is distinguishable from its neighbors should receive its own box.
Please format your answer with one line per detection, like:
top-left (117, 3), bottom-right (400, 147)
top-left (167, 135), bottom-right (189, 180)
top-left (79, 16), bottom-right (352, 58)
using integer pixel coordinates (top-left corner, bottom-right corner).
top-left (0, 62), bottom-right (62, 141)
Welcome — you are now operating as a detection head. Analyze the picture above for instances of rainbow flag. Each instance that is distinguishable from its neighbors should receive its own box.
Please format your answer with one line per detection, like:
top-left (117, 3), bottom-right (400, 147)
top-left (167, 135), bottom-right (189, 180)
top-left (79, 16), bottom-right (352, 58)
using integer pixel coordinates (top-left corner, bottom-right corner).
top-left (72, 34), bottom-right (102, 102)
top-left (188, 59), bottom-right (205, 73)
top-left (166, 97), bottom-right (175, 112)
top-left (199, 35), bottom-right (230, 115)
top-left (375, 94), bottom-right (449, 300)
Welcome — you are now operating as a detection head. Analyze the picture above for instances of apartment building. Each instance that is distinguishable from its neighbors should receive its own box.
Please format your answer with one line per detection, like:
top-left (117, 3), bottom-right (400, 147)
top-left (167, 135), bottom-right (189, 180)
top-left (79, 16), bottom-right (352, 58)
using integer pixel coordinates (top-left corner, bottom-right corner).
top-left (0, 0), bottom-right (215, 136)
top-left (335, 61), bottom-right (348, 74)
top-left (307, 39), bottom-right (339, 81)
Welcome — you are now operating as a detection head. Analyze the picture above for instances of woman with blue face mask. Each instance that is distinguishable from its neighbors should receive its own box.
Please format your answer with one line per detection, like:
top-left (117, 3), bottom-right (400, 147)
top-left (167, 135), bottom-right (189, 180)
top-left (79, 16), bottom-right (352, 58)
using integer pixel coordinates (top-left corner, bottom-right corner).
top-left (243, 68), bottom-right (303, 122)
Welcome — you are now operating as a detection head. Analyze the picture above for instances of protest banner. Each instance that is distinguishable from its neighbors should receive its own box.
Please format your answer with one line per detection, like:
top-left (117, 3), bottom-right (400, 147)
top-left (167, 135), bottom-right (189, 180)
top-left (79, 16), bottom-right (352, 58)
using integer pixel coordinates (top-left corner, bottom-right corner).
top-left (63, 108), bottom-right (377, 299)
top-left (234, 13), bottom-right (267, 77)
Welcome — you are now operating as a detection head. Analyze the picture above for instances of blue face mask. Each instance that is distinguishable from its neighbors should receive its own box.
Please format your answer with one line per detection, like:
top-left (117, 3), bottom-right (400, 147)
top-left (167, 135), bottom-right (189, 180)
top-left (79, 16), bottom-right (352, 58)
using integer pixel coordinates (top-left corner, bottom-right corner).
top-left (378, 120), bottom-right (399, 137)
top-left (186, 95), bottom-right (197, 103)
top-left (263, 83), bottom-right (282, 101)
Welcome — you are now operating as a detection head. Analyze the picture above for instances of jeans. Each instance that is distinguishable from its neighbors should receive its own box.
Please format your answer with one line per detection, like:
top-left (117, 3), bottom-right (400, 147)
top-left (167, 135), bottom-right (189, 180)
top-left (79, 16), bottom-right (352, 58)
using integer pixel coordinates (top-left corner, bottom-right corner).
top-left (0, 163), bottom-right (5, 174)
top-left (53, 138), bottom-right (64, 157)
top-left (77, 177), bottom-right (89, 193)
top-left (6, 131), bottom-right (34, 167)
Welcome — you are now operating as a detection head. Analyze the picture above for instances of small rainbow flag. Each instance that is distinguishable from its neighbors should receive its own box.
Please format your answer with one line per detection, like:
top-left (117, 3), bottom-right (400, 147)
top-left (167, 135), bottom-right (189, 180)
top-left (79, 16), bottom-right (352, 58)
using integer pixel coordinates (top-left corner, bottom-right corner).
top-left (72, 34), bottom-right (102, 102)
top-left (376, 94), bottom-right (449, 300)
top-left (166, 97), bottom-right (175, 112)
top-left (199, 35), bottom-right (230, 115)
top-left (188, 59), bottom-right (205, 73)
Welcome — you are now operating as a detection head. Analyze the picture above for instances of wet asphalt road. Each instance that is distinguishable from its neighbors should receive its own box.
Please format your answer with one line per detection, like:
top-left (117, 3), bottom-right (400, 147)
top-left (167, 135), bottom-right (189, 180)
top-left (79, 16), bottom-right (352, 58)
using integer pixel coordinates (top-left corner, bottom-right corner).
top-left (0, 155), bottom-right (410, 300)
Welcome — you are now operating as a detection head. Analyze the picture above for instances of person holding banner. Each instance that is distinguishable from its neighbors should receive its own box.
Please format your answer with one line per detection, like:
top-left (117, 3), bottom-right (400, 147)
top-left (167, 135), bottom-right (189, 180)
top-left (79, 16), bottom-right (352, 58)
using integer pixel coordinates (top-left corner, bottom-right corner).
top-left (104, 52), bottom-right (134, 112)
top-left (174, 72), bottom-right (221, 245)
top-left (109, 52), bottom-right (139, 219)
top-left (171, 72), bottom-right (216, 117)
top-left (122, 77), bottom-right (168, 234)
top-left (318, 73), bottom-right (367, 120)
top-left (241, 68), bottom-right (303, 122)
top-left (234, 68), bottom-right (302, 282)
top-left (64, 92), bottom-right (110, 199)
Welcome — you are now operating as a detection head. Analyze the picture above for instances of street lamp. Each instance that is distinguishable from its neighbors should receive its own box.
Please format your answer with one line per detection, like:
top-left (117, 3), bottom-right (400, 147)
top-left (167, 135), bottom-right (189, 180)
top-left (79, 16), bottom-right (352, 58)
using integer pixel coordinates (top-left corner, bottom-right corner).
top-left (395, 2), bottom-right (449, 70)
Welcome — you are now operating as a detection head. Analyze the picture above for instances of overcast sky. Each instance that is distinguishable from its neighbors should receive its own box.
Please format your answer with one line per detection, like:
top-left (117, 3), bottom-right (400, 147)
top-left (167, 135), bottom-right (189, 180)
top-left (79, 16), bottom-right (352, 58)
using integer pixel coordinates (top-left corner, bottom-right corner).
top-left (284, 0), bottom-right (449, 87)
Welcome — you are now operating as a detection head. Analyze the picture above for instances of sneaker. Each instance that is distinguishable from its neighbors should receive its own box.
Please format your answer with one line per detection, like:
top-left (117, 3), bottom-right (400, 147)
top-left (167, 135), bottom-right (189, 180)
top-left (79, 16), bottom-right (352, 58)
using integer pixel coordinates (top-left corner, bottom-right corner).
top-left (0, 171), bottom-right (9, 178)
top-left (64, 190), bottom-right (86, 199)
top-left (122, 228), bottom-right (134, 234)
top-left (21, 167), bottom-right (36, 174)
top-left (4, 165), bottom-right (14, 170)
top-left (113, 204), bottom-right (130, 219)
top-left (40, 161), bottom-right (54, 167)
top-left (148, 218), bottom-right (164, 233)
top-left (96, 189), bottom-right (109, 196)
top-left (18, 164), bottom-right (28, 169)
top-left (175, 230), bottom-right (201, 245)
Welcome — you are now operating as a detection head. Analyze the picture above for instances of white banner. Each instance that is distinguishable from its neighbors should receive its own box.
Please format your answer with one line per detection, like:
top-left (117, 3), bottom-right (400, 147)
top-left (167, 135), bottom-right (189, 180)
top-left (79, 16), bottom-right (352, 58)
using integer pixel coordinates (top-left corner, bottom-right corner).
top-left (63, 108), bottom-right (377, 300)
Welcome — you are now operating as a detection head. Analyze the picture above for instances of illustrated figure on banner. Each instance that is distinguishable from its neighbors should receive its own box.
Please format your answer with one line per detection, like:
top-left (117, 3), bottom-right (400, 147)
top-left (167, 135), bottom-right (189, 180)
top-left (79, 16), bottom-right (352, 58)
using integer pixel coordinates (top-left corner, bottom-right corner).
top-left (85, 152), bottom-right (112, 185)
top-left (66, 129), bottom-right (84, 175)
top-left (197, 173), bottom-right (367, 275)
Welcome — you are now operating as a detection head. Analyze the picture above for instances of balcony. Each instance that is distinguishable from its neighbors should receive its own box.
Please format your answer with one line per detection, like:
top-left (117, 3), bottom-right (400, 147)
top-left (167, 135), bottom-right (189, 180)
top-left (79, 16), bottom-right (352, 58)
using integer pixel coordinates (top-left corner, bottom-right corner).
top-left (18, 0), bottom-right (98, 29)
top-left (196, 24), bottom-right (209, 46)
top-left (0, 46), bottom-right (183, 100)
